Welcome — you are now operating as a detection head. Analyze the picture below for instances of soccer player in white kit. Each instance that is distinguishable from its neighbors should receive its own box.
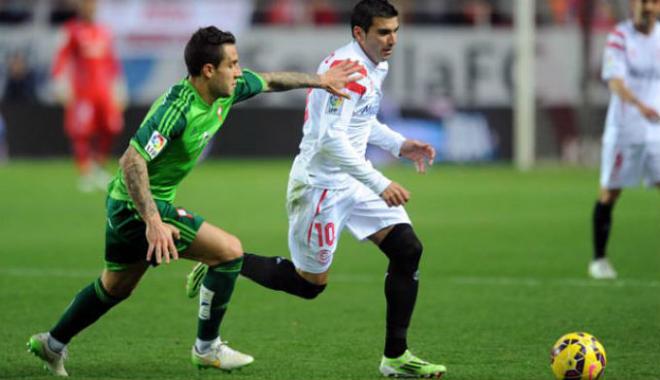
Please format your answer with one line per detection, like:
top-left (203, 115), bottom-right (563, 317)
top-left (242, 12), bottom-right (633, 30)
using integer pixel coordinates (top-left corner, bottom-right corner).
top-left (186, 0), bottom-right (447, 377)
top-left (590, 0), bottom-right (660, 279)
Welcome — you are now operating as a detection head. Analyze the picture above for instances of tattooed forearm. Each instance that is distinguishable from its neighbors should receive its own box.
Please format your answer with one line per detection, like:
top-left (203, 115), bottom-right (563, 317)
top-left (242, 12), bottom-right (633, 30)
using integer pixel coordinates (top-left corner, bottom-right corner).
top-left (259, 72), bottom-right (322, 92)
top-left (120, 147), bottom-right (159, 222)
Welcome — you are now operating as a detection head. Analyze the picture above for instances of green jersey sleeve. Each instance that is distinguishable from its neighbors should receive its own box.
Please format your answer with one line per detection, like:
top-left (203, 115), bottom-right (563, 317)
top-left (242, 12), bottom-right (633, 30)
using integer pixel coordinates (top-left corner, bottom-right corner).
top-left (233, 69), bottom-right (266, 104)
top-left (131, 84), bottom-right (194, 161)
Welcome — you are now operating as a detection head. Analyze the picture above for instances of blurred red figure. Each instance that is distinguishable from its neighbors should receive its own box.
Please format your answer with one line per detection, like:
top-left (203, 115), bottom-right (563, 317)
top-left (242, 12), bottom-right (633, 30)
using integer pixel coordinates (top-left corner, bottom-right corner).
top-left (52, 0), bottom-right (126, 192)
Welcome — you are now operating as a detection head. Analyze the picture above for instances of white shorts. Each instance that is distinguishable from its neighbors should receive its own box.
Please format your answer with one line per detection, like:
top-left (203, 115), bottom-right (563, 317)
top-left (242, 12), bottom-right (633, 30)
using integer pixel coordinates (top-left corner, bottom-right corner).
top-left (600, 141), bottom-right (660, 188)
top-left (286, 180), bottom-right (411, 274)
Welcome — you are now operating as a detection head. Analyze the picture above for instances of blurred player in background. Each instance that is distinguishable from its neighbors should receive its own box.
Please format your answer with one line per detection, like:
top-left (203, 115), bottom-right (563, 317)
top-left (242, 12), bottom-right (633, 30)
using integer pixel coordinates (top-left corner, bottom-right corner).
top-left (52, 0), bottom-right (127, 192)
top-left (188, 0), bottom-right (446, 377)
top-left (590, 0), bottom-right (660, 279)
top-left (28, 26), bottom-right (361, 376)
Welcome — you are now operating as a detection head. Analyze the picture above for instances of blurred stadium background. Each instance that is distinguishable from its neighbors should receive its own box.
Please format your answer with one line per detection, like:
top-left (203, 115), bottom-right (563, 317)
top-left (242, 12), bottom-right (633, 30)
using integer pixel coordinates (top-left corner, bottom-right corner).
top-left (1, 1), bottom-right (659, 380)
top-left (0, 0), bottom-right (633, 164)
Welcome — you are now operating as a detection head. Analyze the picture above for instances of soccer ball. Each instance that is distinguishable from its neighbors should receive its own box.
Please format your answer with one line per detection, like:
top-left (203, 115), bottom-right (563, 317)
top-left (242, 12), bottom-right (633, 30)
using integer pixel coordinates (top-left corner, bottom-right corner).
top-left (550, 332), bottom-right (607, 380)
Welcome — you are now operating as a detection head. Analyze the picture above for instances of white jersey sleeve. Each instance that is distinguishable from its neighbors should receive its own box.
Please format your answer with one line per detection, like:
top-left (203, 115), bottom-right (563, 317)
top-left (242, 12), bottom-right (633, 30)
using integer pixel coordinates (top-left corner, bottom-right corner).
top-left (368, 119), bottom-right (406, 158)
top-left (601, 28), bottom-right (626, 81)
top-left (317, 89), bottom-right (391, 194)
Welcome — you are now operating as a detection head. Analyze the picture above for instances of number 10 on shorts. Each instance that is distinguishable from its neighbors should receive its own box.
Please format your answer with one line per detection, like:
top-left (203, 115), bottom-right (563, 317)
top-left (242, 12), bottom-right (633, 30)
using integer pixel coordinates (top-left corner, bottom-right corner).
top-left (312, 222), bottom-right (335, 247)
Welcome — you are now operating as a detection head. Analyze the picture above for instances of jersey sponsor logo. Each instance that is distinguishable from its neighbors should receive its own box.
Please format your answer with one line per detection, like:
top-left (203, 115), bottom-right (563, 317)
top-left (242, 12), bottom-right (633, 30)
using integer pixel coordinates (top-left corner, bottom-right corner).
top-left (326, 95), bottom-right (344, 115)
top-left (145, 131), bottom-right (167, 159)
top-left (356, 103), bottom-right (380, 116)
top-left (628, 66), bottom-right (660, 80)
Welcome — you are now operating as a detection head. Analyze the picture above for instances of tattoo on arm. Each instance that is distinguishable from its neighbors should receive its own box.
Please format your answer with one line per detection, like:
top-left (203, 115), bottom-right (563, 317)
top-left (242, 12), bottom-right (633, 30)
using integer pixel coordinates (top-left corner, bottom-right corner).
top-left (121, 146), bottom-right (159, 222)
top-left (259, 72), bottom-right (321, 92)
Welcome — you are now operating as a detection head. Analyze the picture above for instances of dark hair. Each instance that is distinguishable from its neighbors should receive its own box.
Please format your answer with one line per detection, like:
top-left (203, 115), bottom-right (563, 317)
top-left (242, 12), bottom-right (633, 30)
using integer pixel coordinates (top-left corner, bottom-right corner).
top-left (350, 0), bottom-right (398, 37)
top-left (184, 26), bottom-right (236, 76)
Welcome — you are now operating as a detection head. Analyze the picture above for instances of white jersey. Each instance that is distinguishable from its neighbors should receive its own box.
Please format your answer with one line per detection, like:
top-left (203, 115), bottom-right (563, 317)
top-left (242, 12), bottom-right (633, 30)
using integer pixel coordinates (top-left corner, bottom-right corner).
top-left (289, 40), bottom-right (406, 195)
top-left (602, 20), bottom-right (660, 144)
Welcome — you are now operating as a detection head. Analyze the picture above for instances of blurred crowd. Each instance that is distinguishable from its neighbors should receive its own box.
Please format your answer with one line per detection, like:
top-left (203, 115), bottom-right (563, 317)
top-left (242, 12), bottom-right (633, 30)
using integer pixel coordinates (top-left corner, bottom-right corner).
top-left (253, 0), bottom-right (623, 28)
top-left (0, 0), bottom-right (634, 107)
top-left (0, 0), bottom-right (627, 28)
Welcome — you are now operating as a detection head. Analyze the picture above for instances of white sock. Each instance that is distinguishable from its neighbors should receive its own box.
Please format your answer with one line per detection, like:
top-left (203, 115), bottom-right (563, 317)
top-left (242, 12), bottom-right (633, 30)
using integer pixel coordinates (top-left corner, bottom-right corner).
top-left (47, 333), bottom-right (66, 353)
top-left (195, 337), bottom-right (219, 354)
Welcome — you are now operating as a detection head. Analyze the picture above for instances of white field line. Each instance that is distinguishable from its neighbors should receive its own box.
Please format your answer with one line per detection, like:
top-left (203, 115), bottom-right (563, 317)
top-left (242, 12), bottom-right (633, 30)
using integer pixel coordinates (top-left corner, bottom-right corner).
top-left (451, 276), bottom-right (660, 288)
top-left (1, 267), bottom-right (659, 288)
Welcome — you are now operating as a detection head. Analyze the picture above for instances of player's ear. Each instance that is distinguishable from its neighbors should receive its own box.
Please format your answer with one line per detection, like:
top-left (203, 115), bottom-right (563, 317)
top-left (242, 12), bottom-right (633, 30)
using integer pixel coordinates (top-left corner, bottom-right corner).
top-left (201, 63), bottom-right (215, 79)
top-left (353, 25), bottom-right (366, 43)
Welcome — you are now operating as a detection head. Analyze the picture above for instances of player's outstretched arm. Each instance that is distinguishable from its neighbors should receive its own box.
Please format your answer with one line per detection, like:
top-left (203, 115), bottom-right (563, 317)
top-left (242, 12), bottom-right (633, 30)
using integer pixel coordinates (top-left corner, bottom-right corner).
top-left (399, 139), bottom-right (436, 173)
top-left (119, 146), bottom-right (180, 264)
top-left (259, 60), bottom-right (363, 99)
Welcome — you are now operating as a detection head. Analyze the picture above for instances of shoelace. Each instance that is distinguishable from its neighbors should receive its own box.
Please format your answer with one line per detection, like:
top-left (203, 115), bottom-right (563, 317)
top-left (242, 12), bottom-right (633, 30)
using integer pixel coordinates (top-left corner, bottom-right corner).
top-left (210, 340), bottom-right (232, 355)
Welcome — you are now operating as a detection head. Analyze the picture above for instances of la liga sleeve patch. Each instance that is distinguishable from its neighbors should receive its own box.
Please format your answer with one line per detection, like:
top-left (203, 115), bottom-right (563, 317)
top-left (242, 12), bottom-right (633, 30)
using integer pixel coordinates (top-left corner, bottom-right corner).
top-left (326, 95), bottom-right (344, 115)
top-left (145, 131), bottom-right (168, 159)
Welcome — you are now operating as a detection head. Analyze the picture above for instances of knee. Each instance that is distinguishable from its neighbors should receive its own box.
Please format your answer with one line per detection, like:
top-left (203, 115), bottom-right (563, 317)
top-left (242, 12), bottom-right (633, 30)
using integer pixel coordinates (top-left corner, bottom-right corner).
top-left (100, 277), bottom-right (134, 299)
top-left (293, 270), bottom-right (328, 299)
top-left (392, 239), bottom-right (423, 275)
top-left (298, 281), bottom-right (327, 300)
top-left (405, 237), bottom-right (423, 259)
top-left (599, 189), bottom-right (621, 205)
top-left (380, 224), bottom-right (423, 275)
top-left (226, 235), bottom-right (244, 259)
top-left (209, 234), bottom-right (243, 266)
top-left (105, 285), bottom-right (133, 299)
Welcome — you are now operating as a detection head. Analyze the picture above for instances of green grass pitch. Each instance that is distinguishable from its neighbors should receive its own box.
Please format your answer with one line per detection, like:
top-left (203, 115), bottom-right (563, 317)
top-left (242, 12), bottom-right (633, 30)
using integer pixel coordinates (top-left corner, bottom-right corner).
top-left (0, 160), bottom-right (658, 380)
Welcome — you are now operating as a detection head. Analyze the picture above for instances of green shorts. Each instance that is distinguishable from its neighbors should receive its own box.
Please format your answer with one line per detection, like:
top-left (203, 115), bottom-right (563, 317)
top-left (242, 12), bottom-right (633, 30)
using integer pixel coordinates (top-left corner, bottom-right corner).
top-left (105, 197), bottom-right (204, 271)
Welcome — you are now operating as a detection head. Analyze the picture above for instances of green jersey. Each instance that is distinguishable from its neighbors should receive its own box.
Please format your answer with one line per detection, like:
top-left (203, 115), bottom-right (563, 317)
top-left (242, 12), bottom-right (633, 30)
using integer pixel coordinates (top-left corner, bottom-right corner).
top-left (108, 69), bottom-right (266, 203)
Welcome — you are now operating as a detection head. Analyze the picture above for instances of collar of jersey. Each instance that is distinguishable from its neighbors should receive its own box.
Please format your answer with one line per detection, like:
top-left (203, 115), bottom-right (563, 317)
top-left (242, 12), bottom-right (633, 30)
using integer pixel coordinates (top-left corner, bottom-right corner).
top-left (627, 19), bottom-right (660, 38)
top-left (350, 40), bottom-right (383, 70)
top-left (183, 78), bottom-right (230, 110)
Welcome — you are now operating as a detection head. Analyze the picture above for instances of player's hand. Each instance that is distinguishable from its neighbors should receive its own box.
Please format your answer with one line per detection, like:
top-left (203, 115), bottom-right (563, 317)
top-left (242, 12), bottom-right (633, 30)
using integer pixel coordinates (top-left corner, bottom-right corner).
top-left (380, 181), bottom-right (410, 207)
top-left (319, 60), bottom-right (364, 100)
top-left (145, 219), bottom-right (180, 264)
top-left (52, 77), bottom-right (72, 106)
top-left (639, 104), bottom-right (660, 123)
top-left (399, 139), bottom-right (436, 173)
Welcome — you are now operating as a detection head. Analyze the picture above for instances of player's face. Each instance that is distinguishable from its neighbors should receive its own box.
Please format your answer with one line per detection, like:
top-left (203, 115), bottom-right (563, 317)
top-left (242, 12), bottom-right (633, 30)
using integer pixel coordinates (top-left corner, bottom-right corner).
top-left (632, 0), bottom-right (660, 30)
top-left (78, 0), bottom-right (97, 22)
top-left (356, 16), bottom-right (399, 63)
top-left (209, 44), bottom-right (242, 98)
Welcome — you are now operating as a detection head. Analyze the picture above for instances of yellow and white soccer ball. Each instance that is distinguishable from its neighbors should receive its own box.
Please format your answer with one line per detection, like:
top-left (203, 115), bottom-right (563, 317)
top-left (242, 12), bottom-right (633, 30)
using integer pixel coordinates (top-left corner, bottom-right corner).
top-left (550, 332), bottom-right (607, 380)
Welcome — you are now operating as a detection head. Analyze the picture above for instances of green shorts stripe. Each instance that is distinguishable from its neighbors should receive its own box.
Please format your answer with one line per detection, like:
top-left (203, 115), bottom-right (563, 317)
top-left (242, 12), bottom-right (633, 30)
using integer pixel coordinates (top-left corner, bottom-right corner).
top-left (162, 217), bottom-right (197, 238)
top-left (105, 261), bottom-right (129, 272)
top-left (162, 221), bottom-right (196, 242)
top-left (211, 259), bottom-right (243, 273)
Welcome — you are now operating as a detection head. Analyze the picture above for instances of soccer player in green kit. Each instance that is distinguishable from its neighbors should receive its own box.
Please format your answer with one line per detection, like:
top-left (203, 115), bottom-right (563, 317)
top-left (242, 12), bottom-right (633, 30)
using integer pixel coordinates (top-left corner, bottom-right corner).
top-left (27, 26), bottom-right (362, 376)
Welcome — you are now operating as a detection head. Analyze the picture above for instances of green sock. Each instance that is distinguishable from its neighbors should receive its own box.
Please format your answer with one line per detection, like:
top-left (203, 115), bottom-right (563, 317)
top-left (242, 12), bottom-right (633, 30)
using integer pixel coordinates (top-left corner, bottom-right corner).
top-left (197, 257), bottom-right (243, 341)
top-left (50, 278), bottom-right (125, 344)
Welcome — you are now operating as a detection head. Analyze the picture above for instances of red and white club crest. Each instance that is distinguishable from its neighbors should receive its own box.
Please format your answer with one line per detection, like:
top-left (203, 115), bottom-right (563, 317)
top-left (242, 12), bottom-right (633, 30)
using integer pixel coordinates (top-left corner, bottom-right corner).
top-left (317, 249), bottom-right (332, 264)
